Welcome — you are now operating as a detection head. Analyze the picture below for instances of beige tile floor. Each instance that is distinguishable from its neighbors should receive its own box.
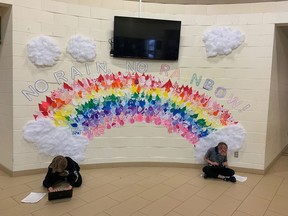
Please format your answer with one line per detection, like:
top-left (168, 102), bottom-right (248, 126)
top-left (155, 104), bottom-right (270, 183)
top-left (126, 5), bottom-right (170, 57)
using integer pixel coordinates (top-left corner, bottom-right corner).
top-left (1, 155), bottom-right (288, 216)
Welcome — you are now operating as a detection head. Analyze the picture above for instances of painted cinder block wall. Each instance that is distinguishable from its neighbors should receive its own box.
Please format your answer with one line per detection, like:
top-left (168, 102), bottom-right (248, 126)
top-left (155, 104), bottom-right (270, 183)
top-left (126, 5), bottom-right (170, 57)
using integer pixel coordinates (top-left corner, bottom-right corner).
top-left (0, 4), bottom-right (12, 171)
top-left (0, 0), bottom-right (287, 173)
top-left (266, 26), bottom-right (288, 169)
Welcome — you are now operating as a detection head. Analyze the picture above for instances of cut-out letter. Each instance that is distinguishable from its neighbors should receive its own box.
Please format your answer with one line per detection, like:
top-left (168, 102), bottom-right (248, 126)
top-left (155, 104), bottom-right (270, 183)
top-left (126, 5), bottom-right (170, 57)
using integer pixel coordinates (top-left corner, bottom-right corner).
top-left (190, 73), bottom-right (202, 86)
top-left (160, 64), bottom-right (170, 76)
top-left (215, 87), bottom-right (227, 98)
top-left (21, 86), bottom-right (39, 101)
top-left (54, 71), bottom-right (68, 85)
top-left (203, 79), bottom-right (214, 91)
top-left (96, 61), bottom-right (109, 74)
top-left (71, 66), bottom-right (83, 80)
top-left (34, 79), bottom-right (49, 93)
top-left (227, 94), bottom-right (242, 108)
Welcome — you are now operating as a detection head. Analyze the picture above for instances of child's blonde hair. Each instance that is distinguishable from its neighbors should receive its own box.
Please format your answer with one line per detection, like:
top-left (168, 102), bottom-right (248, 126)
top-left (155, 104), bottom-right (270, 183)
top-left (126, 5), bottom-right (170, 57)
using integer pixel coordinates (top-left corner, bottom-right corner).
top-left (50, 155), bottom-right (67, 173)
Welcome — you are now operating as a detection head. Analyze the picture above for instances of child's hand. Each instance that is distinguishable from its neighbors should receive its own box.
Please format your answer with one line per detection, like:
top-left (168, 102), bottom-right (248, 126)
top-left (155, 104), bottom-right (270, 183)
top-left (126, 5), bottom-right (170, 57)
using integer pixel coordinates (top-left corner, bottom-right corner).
top-left (210, 162), bottom-right (219, 166)
top-left (65, 185), bottom-right (73, 190)
top-left (48, 187), bottom-right (55, 192)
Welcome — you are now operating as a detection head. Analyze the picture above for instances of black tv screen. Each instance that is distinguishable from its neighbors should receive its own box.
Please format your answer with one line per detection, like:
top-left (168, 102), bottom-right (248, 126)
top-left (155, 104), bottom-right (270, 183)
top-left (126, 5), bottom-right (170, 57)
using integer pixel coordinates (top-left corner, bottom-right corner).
top-left (113, 16), bottom-right (181, 61)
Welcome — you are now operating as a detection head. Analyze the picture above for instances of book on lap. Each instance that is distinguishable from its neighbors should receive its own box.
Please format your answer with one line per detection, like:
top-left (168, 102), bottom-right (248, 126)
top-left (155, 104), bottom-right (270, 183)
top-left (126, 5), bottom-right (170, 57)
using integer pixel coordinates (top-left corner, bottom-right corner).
top-left (48, 189), bottom-right (73, 201)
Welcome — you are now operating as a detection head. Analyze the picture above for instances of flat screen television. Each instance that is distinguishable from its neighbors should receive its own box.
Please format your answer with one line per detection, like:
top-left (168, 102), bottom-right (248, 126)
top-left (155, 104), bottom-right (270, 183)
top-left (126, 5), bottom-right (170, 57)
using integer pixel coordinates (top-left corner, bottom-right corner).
top-left (112, 16), bottom-right (181, 61)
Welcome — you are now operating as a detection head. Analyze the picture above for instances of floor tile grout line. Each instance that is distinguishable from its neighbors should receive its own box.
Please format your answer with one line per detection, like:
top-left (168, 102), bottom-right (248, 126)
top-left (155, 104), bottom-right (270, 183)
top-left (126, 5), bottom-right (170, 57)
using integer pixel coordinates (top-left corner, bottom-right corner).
top-left (263, 175), bottom-right (286, 216)
top-left (232, 174), bottom-right (268, 216)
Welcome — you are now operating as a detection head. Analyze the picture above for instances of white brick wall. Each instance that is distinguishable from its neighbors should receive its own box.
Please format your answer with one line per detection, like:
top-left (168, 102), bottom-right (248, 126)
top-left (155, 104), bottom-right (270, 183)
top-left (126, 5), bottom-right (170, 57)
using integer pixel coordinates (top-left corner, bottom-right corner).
top-left (2, 0), bottom-right (288, 171)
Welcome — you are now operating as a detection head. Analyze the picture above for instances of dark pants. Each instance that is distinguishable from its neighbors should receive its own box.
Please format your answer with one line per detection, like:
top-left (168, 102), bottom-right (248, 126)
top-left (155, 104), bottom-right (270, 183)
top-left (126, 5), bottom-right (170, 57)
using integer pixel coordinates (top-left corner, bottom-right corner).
top-left (202, 165), bottom-right (235, 178)
top-left (43, 172), bottom-right (82, 188)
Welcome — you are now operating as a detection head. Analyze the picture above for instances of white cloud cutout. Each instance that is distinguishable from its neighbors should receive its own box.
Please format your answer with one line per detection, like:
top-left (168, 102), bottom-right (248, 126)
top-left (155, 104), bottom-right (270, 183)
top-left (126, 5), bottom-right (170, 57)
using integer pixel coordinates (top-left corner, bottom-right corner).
top-left (203, 26), bottom-right (245, 57)
top-left (194, 124), bottom-right (246, 163)
top-left (27, 36), bottom-right (61, 67)
top-left (23, 118), bottom-right (88, 162)
top-left (66, 34), bottom-right (96, 62)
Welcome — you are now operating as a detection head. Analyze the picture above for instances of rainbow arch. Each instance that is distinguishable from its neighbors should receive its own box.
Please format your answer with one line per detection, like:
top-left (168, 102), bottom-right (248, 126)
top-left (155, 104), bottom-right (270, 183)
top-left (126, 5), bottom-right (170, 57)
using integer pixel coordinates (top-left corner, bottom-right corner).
top-left (35, 72), bottom-right (238, 145)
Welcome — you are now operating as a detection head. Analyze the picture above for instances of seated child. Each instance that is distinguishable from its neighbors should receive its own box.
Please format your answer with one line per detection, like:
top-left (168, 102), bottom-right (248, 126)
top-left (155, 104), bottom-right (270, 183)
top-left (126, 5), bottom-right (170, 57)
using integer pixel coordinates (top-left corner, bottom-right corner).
top-left (43, 155), bottom-right (82, 192)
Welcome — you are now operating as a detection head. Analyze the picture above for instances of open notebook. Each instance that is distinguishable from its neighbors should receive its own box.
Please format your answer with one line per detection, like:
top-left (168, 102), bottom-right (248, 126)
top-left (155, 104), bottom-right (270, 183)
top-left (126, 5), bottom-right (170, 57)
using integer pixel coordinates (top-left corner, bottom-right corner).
top-left (48, 189), bottom-right (73, 201)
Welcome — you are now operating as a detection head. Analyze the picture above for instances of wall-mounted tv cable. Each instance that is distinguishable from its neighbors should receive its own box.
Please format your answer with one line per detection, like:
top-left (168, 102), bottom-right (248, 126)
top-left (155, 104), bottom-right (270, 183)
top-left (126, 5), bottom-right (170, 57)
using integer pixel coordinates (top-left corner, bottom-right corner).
top-left (108, 38), bottom-right (114, 56)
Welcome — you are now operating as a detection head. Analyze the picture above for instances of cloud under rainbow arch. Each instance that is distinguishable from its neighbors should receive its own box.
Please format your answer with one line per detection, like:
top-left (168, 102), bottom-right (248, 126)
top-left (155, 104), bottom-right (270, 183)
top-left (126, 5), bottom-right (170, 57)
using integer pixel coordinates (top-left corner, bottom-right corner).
top-left (32, 72), bottom-right (239, 145)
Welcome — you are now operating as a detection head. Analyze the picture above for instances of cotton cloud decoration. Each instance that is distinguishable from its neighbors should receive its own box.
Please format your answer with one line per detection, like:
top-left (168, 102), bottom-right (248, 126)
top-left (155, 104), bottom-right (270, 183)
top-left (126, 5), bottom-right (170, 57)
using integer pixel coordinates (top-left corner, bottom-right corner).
top-left (194, 124), bottom-right (246, 163)
top-left (203, 26), bottom-right (245, 57)
top-left (27, 36), bottom-right (61, 67)
top-left (23, 118), bottom-right (88, 162)
top-left (66, 34), bottom-right (96, 62)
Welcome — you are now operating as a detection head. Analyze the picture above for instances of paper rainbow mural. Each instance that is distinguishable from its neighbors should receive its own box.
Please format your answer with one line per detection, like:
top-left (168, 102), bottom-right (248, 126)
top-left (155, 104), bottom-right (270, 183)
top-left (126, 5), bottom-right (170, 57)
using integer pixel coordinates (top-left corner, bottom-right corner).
top-left (33, 72), bottom-right (238, 145)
